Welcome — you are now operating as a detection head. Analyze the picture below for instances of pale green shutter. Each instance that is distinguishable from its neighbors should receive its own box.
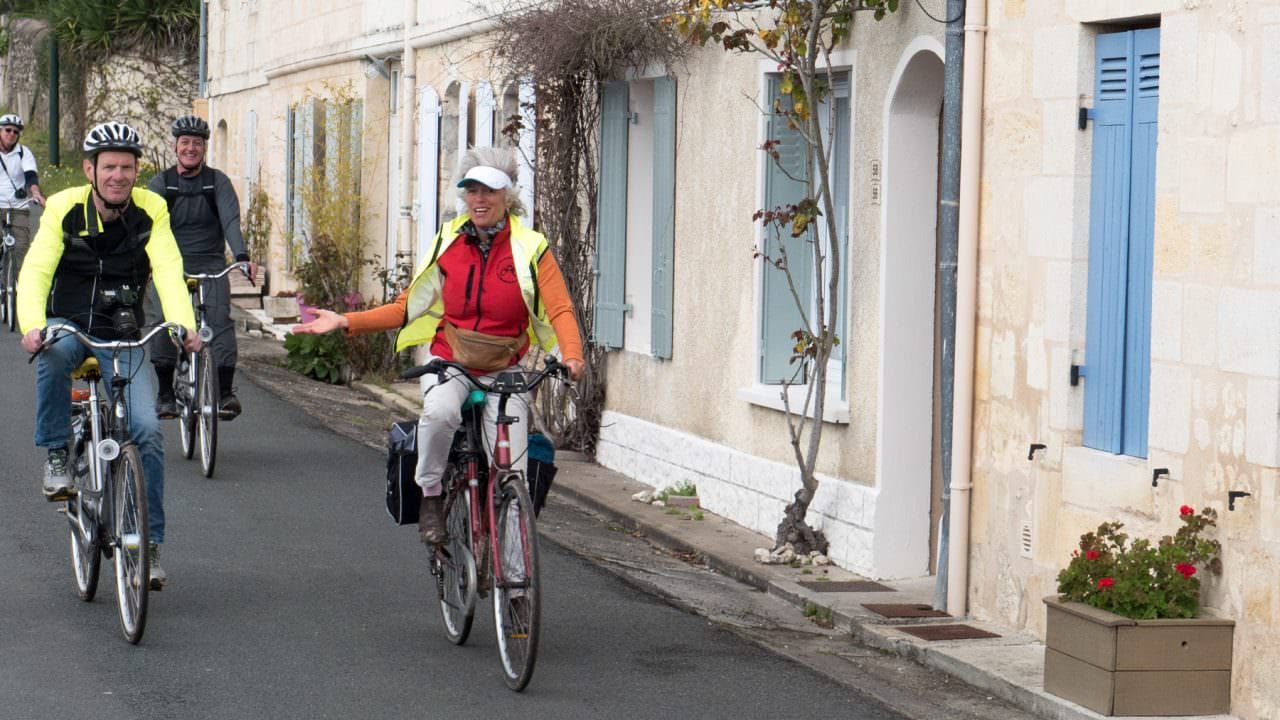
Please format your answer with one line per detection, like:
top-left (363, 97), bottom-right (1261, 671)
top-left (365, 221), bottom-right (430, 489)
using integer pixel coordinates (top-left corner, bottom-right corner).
top-left (651, 77), bottom-right (677, 359)
top-left (594, 81), bottom-right (629, 348)
top-left (760, 76), bottom-right (813, 384)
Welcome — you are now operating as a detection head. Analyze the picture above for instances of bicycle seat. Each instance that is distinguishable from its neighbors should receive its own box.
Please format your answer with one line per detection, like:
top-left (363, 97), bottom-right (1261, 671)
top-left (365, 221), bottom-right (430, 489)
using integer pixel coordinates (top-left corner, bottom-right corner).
top-left (71, 357), bottom-right (101, 381)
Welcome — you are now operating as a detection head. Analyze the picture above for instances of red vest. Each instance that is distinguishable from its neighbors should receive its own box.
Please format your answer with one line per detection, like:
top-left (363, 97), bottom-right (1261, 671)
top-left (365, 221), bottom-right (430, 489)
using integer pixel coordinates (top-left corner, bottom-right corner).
top-left (428, 225), bottom-right (531, 362)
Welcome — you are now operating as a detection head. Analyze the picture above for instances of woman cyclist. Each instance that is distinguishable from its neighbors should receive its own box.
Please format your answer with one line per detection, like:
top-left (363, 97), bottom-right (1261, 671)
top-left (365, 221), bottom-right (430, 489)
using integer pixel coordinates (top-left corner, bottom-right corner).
top-left (293, 146), bottom-right (584, 543)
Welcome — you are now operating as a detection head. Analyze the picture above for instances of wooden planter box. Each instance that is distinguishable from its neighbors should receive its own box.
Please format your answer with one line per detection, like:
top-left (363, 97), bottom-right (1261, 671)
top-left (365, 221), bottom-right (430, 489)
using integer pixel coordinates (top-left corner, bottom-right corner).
top-left (1043, 596), bottom-right (1234, 716)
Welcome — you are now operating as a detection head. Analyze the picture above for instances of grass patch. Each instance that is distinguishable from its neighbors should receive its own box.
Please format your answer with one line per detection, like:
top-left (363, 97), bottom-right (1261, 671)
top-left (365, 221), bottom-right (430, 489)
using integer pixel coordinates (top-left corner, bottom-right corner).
top-left (656, 481), bottom-right (697, 504)
top-left (802, 601), bottom-right (834, 628)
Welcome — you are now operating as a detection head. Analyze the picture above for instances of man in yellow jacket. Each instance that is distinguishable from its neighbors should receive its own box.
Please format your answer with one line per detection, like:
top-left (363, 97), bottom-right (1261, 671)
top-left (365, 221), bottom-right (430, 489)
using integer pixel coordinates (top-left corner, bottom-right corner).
top-left (17, 122), bottom-right (200, 590)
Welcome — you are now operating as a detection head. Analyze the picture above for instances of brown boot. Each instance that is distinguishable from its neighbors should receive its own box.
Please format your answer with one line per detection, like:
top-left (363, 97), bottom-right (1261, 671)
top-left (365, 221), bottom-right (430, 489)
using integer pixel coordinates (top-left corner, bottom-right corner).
top-left (419, 495), bottom-right (447, 545)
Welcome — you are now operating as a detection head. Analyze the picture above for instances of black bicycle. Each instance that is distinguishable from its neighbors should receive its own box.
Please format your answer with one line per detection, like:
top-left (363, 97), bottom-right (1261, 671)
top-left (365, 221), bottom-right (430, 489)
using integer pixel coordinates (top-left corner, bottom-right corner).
top-left (172, 262), bottom-right (252, 477)
top-left (401, 356), bottom-right (570, 691)
top-left (38, 321), bottom-right (186, 644)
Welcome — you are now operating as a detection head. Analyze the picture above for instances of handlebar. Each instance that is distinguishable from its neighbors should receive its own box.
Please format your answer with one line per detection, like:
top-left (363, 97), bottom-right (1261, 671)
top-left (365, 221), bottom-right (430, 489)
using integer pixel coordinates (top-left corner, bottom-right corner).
top-left (401, 356), bottom-right (570, 396)
top-left (186, 261), bottom-right (255, 286)
top-left (30, 322), bottom-right (188, 363)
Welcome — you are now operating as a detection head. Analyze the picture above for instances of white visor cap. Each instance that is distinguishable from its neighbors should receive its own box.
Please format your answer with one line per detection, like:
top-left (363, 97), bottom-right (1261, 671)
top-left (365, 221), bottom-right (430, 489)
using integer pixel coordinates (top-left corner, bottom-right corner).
top-left (456, 165), bottom-right (512, 190)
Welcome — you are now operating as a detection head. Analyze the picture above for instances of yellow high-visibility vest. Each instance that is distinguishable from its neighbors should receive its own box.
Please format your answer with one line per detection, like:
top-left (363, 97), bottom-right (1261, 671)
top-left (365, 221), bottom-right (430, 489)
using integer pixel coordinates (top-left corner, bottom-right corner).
top-left (395, 213), bottom-right (558, 354)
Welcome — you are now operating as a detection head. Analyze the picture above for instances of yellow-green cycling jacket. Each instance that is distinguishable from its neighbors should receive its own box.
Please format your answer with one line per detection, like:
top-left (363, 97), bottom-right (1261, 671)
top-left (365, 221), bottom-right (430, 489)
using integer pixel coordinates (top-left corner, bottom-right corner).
top-left (17, 185), bottom-right (195, 340)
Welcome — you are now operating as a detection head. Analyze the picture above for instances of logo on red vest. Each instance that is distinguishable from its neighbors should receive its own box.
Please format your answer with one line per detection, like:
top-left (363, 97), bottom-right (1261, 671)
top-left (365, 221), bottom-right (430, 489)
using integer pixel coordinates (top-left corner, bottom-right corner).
top-left (498, 261), bottom-right (518, 284)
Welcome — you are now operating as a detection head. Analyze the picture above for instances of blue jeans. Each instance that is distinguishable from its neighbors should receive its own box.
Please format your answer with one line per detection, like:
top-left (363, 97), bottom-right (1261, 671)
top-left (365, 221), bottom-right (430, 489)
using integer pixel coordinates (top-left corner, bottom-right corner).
top-left (34, 319), bottom-right (167, 543)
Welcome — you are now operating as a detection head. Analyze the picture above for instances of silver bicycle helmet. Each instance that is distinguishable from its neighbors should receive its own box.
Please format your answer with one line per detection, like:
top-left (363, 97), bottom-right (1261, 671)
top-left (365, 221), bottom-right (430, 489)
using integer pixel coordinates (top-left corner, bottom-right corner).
top-left (0, 114), bottom-right (23, 129)
top-left (83, 121), bottom-right (143, 157)
top-left (171, 114), bottom-right (211, 139)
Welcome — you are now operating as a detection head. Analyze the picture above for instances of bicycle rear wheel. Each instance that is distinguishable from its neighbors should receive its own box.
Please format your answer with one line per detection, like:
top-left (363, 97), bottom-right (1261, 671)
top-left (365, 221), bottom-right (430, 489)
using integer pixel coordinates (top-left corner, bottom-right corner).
top-left (112, 444), bottom-right (149, 644)
top-left (198, 347), bottom-right (218, 477)
top-left (177, 354), bottom-right (197, 460)
top-left (68, 405), bottom-right (103, 600)
top-left (437, 483), bottom-right (477, 645)
top-left (492, 475), bottom-right (541, 691)
top-left (67, 493), bottom-right (101, 601)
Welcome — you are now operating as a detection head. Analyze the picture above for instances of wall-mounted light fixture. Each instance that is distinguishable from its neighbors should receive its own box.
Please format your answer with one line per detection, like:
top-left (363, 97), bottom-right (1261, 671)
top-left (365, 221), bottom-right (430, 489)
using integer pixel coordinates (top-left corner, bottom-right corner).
top-left (364, 54), bottom-right (390, 80)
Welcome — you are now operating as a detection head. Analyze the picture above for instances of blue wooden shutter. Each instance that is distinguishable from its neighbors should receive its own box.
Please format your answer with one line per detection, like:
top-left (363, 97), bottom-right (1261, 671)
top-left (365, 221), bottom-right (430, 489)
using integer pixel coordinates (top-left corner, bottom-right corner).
top-left (1083, 29), bottom-right (1158, 457)
top-left (1083, 31), bottom-right (1134, 453)
top-left (594, 81), bottom-right (629, 349)
top-left (1122, 28), bottom-right (1159, 457)
top-left (760, 76), bottom-right (813, 384)
top-left (651, 76), bottom-right (677, 359)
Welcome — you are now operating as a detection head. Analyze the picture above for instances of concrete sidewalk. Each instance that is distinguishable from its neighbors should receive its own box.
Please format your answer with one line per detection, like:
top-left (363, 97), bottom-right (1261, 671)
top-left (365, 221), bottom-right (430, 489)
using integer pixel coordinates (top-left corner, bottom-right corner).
top-left (242, 309), bottom-right (1236, 720)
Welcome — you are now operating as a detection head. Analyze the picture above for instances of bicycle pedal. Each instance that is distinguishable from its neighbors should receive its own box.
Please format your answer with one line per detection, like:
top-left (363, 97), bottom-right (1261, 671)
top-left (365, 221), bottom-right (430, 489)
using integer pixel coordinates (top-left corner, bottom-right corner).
top-left (44, 488), bottom-right (77, 502)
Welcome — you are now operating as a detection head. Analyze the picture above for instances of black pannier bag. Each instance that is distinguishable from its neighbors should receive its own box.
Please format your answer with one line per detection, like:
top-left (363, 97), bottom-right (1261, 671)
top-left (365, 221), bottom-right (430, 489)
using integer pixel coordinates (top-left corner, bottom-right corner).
top-left (386, 420), bottom-right (421, 525)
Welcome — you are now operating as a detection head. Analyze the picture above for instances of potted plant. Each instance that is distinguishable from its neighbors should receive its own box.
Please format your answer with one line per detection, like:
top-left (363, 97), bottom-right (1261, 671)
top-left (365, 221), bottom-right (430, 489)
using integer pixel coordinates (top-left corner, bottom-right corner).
top-left (1043, 506), bottom-right (1233, 716)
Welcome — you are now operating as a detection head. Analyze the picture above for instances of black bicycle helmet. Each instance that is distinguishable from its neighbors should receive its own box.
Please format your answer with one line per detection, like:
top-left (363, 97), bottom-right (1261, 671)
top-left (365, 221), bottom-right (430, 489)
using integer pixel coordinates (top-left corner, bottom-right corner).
top-left (0, 113), bottom-right (23, 130)
top-left (83, 121), bottom-right (143, 157)
top-left (171, 114), bottom-right (211, 139)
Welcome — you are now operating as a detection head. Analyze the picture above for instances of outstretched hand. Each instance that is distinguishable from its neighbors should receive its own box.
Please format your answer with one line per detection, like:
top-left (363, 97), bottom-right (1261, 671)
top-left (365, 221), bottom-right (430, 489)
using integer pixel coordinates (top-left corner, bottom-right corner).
top-left (293, 308), bottom-right (347, 335)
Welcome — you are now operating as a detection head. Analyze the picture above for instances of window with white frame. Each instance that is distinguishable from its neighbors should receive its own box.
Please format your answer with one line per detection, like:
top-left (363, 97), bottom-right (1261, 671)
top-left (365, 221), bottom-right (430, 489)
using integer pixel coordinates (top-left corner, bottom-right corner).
top-left (758, 71), bottom-right (850, 393)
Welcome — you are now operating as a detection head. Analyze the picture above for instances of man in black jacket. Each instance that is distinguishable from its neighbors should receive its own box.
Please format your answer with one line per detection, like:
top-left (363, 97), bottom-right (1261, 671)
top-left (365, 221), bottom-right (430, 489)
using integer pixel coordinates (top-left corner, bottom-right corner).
top-left (149, 115), bottom-right (255, 420)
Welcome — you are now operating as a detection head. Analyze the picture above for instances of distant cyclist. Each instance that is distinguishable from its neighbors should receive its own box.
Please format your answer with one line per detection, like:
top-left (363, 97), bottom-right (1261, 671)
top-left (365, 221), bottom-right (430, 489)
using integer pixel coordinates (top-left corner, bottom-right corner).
top-left (0, 113), bottom-right (48, 269)
top-left (148, 114), bottom-right (255, 421)
top-left (16, 121), bottom-right (201, 589)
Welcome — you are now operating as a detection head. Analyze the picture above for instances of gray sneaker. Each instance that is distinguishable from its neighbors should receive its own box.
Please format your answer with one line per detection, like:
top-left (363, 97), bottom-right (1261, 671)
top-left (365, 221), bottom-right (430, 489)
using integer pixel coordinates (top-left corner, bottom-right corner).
top-left (149, 543), bottom-right (166, 591)
top-left (43, 448), bottom-right (74, 501)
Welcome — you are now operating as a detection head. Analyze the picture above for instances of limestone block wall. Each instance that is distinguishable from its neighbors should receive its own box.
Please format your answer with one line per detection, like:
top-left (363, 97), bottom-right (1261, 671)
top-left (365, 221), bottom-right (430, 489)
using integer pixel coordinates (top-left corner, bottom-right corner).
top-left (970, 2), bottom-right (1280, 717)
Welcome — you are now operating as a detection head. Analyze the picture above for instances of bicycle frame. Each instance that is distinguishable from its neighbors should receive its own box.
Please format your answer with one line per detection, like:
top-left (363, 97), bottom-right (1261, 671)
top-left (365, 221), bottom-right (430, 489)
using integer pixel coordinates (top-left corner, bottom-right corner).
top-left (410, 356), bottom-right (568, 689)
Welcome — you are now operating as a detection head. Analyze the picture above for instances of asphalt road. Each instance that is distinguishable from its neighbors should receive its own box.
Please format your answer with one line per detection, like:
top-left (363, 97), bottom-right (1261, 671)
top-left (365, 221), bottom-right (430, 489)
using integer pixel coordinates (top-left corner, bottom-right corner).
top-left (0, 331), bottom-right (913, 719)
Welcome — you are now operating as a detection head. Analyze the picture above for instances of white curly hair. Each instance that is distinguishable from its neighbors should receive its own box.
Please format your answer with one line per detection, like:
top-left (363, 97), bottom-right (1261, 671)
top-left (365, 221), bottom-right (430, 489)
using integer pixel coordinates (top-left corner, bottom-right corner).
top-left (455, 146), bottom-right (525, 218)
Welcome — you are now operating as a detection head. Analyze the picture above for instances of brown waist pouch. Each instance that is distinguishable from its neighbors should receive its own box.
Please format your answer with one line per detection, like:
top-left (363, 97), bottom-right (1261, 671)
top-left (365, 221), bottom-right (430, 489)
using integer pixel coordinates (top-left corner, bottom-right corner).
top-left (442, 322), bottom-right (525, 372)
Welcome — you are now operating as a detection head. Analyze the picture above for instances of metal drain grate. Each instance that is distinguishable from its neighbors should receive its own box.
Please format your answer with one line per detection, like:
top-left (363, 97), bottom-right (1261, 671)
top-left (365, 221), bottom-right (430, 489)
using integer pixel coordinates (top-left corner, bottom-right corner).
top-left (797, 580), bottom-right (894, 593)
top-left (897, 624), bottom-right (1001, 641)
top-left (862, 603), bottom-right (950, 618)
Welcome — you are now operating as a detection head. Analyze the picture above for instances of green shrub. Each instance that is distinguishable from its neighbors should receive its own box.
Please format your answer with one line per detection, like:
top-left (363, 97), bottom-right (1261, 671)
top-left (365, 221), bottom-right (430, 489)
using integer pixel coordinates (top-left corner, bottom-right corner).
top-left (283, 331), bottom-right (348, 384)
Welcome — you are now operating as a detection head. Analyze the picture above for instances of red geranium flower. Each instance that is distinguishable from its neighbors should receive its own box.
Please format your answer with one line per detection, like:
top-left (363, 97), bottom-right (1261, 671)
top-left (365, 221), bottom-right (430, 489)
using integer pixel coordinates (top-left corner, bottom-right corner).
top-left (1176, 563), bottom-right (1196, 578)
top-left (1180, 505), bottom-right (1194, 516)
top-left (1085, 550), bottom-right (1100, 560)
top-left (1097, 577), bottom-right (1115, 589)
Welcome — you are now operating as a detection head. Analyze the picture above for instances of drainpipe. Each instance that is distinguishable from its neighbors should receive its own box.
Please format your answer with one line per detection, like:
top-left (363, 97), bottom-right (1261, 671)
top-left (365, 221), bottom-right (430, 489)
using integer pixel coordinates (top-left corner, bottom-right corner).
top-left (933, 0), bottom-right (965, 612)
top-left (198, 0), bottom-right (208, 97)
top-left (946, 0), bottom-right (988, 618)
top-left (398, 0), bottom-right (419, 263)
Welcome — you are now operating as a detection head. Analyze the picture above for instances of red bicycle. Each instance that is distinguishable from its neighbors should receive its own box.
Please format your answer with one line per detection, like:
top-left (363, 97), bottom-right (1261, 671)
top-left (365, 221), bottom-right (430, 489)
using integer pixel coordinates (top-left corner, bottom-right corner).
top-left (401, 356), bottom-right (569, 691)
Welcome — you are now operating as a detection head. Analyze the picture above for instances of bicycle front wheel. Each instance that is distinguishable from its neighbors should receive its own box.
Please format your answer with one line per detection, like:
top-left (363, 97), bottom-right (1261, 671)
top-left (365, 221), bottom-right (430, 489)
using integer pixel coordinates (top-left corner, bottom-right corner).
top-left (198, 347), bottom-right (218, 478)
top-left (2, 248), bottom-right (14, 332)
top-left (437, 483), bottom-right (477, 645)
top-left (177, 354), bottom-right (197, 459)
top-left (112, 444), bottom-right (149, 644)
top-left (492, 475), bottom-right (541, 691)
